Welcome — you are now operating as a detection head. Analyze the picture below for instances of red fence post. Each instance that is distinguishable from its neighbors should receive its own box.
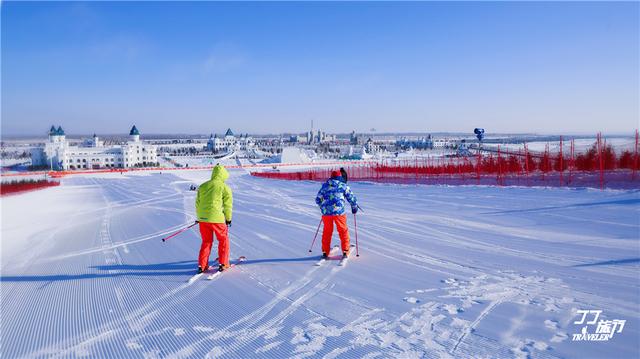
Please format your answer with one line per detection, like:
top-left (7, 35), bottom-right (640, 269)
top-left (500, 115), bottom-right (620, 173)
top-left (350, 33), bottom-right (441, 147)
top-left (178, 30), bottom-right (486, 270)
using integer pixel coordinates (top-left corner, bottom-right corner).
top-left (559, 136), bottom-right (564, 186)
top-left (476, 150), bottom-right (481, 184)
top-left (634, 129), bottom-right (639, 180)
top-left (497, 145), bottom-right (502, 186)
top-left (524, 143), bottom-right (530, 186)
top-left (597, 132), bottom-right (604, 190)
top-left (570, 138), bottom-right (574, 184)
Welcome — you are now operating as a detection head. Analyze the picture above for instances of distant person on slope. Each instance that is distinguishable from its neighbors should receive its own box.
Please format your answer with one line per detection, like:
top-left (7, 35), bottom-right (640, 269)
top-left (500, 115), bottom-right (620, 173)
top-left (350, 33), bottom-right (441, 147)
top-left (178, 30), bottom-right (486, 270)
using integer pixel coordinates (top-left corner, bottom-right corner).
top-left (315, 170), bottom-right (358, 259)
top-left (195, 164), bottom-right (233, 273)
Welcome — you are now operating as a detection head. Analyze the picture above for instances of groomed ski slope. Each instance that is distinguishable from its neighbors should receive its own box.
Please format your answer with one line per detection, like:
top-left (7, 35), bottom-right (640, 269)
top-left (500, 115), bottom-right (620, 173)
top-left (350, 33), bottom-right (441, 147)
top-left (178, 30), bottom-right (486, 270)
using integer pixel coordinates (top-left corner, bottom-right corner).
top-left (1, 169), bottom-right (638, 358)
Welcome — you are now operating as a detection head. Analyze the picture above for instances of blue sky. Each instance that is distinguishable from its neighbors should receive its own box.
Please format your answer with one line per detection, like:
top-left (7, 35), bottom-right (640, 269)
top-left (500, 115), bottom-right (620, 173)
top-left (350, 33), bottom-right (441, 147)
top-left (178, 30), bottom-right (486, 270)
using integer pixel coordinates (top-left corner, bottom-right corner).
top-left (2, 1), bottom-right (638, 136)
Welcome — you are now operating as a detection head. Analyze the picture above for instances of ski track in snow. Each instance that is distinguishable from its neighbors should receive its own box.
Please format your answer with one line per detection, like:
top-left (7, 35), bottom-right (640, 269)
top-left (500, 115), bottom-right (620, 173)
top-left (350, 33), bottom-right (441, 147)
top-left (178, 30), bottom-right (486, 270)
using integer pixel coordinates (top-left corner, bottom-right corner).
top-left (1, 171), bottom-right (638, 358)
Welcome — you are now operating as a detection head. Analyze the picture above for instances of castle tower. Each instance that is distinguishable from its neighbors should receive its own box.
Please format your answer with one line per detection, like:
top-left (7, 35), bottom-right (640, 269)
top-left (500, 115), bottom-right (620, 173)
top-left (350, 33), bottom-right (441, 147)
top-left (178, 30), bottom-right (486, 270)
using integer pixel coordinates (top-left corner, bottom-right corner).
top-left (48, 125), bottom-right (56, 141)
top-left (92, 133), bottom-right (103, 147)
top-left (129, 125), bottom-right (140, 142)
top-left (49, 125), bottom-right (66, 143)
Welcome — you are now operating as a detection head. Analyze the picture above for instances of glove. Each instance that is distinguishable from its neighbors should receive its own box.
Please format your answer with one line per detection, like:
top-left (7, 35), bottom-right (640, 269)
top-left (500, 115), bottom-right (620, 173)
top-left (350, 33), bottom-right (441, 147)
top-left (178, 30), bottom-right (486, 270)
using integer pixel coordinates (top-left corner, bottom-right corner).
top-left (352, 207), bottom-right (358, 214)
top-left (225, 220), bottom-right (232, 227)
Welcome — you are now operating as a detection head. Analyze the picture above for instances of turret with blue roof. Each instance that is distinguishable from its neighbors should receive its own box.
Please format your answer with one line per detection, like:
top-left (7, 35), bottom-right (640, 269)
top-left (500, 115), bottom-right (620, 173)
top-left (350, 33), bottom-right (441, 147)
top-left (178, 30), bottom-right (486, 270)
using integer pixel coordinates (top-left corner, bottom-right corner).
top-left (47, 125), bottom-right (66, 143)
top-left (129, 125), bottom-right (140, 142)
top-left (49, 125), bottom-right (65, 137)
top-left (224, 128), bottom-right (234, 137)
top-left (129, 125), bottom-right (140, 136)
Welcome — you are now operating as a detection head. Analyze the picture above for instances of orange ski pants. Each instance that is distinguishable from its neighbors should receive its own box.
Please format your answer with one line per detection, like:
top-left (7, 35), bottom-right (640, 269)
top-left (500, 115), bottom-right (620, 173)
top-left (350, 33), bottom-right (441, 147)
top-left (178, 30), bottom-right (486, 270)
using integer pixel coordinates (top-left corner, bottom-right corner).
top-left (321, 214), bottom-right (350, 255)
top-left (198, 222), bottom-right (229, 268)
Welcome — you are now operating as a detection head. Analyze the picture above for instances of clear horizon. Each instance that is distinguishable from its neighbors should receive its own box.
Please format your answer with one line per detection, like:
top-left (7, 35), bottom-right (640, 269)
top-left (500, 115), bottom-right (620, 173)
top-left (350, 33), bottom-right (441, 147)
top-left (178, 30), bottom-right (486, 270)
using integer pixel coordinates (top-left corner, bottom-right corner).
top-left (2, 2), bottom-right (639, 136)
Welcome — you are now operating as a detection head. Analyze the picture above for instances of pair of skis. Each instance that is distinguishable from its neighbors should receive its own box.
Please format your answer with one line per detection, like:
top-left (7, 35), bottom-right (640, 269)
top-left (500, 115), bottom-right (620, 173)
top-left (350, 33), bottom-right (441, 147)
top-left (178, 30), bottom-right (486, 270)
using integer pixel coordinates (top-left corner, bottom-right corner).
top-left (187, 256), bottom-right (246, 283)
top-left (315, 254), bottom-right (349, 267)
top-left (188, 246), bottom-right (354, 283)
top-left (314, 246), bottom-right (350, 267)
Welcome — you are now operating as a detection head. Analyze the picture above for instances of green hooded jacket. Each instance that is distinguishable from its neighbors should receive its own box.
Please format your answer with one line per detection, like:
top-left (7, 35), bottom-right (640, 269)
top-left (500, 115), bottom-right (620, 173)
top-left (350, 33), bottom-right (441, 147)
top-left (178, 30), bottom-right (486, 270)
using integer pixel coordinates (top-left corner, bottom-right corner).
top-left (195, 165), bottom-right (233, 223)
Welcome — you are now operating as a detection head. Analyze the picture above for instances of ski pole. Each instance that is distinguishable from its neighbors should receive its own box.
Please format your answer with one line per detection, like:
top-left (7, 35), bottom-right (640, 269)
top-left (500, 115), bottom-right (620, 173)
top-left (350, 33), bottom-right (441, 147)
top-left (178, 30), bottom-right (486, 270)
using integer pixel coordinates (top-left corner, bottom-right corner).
top-left (357, 205), bottom-right (364, 213)
top-left (308, 219), bottom-right (322, 252)
top-left (353, 213), bottom-right (360, 257)
top-left (162, 221), bottom-right (198, 242)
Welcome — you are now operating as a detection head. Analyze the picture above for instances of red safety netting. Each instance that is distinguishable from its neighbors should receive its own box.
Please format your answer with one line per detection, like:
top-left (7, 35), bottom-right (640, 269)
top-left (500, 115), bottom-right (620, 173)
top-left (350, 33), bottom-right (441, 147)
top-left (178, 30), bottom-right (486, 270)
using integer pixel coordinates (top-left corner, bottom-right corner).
top-left (1, 180), bottom-right (60, 196)
top-left (251, 132), bottom-right (640, 190)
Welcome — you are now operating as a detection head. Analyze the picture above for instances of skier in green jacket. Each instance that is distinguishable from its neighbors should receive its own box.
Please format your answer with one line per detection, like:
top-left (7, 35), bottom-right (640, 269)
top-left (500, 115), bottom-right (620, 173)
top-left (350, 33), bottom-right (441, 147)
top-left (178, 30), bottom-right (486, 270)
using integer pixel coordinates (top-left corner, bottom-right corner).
top-left (195, 164), bottom-right (233, 273)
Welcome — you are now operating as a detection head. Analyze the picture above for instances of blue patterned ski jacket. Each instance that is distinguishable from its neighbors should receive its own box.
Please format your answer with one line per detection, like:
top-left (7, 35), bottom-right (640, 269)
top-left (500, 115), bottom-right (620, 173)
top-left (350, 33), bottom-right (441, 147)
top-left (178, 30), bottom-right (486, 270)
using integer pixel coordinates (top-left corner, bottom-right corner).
top-left (315, 178), bottom-right (358, 215)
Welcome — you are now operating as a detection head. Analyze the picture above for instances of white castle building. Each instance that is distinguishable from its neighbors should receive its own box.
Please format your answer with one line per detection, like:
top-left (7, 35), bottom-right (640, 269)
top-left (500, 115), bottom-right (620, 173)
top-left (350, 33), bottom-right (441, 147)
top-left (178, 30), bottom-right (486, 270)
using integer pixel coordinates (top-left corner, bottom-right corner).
top-left (31, 125), bottom-right (158, 170)
top-left (206, 128), bottom-right (254, 153)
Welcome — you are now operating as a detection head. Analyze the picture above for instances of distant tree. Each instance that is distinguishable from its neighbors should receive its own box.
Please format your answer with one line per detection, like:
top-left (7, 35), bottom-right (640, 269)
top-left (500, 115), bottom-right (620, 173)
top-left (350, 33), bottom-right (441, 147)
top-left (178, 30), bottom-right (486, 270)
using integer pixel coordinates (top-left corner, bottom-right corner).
top-left (602, 144), bottom-right (617, 170)
top-left (538, 151), bottom-right (552, 172)
top-left (574, 146), bottom-right (596, 171)
top-left (507, 155), bottom-right (521, 173)
top-left (574, 143), bottom-right (616, 171)
top-left (553, 152), bottom-right (568, 171)
top-left (618, 150), bottom-right (635, 169)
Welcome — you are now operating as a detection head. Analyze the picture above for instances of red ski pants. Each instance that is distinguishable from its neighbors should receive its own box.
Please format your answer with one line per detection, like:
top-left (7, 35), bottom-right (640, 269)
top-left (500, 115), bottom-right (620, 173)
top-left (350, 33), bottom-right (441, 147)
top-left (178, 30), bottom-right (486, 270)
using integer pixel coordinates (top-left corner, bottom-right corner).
top-left (198, 222), bottom-right (229, 268)
top-left (321, 214), bottom-right (350, 255)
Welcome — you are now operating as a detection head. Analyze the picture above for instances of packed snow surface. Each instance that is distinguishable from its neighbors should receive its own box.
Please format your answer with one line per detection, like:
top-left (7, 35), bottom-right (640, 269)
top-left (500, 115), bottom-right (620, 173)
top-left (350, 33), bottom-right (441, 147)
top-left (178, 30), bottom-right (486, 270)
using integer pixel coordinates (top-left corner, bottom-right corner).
top-left (1, 170), bottom-right (638, 358)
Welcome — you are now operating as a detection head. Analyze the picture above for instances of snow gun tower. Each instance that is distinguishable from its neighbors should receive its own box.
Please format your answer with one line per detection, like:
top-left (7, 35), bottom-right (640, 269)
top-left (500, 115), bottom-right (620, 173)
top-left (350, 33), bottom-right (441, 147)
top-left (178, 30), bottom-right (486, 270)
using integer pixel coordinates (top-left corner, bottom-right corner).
top-left (474, 128), bottom-right (485, 149)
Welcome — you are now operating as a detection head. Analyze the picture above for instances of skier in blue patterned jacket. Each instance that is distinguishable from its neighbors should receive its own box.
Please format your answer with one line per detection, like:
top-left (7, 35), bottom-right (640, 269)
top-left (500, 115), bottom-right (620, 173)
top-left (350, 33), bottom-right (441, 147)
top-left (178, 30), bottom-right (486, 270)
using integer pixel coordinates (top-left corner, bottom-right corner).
top-left (315, 170), bottom-right (358, 259)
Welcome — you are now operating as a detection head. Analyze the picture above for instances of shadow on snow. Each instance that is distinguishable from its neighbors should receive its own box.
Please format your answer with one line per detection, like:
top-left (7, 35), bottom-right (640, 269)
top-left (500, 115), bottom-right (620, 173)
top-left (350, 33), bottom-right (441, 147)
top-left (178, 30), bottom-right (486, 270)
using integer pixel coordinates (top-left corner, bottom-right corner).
top-left (483, 198), bottom-right (640, 215)
top-left (572, 258), bottom-right (640, 267)
top-left (0, 256), bottom-right (321, 282)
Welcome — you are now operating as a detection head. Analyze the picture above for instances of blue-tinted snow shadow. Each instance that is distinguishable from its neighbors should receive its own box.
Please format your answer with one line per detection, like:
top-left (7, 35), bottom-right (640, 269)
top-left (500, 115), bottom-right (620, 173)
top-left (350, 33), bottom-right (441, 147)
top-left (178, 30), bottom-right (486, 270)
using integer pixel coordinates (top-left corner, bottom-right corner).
top-left (240, 256), bottom-right (321, 265)
top-left (91, 260), bottom-right (195, 271)
top-left (483, 198), bottom-right (640, 215)
top-left (0, 257), bottom-right (324, 283)
top-left (572, 258), bottom-right (640, 267)
top-left (0, 260), bottom-right (199, 283)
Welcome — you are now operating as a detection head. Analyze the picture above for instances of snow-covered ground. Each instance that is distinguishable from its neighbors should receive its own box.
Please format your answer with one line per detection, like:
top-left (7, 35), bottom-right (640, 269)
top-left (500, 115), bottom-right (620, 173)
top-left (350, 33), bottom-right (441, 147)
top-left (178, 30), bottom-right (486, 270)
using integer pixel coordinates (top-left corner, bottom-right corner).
top-left (161, 154), bottom-right (249, 168)
top-left (1, 170), bottom-right (638, 358)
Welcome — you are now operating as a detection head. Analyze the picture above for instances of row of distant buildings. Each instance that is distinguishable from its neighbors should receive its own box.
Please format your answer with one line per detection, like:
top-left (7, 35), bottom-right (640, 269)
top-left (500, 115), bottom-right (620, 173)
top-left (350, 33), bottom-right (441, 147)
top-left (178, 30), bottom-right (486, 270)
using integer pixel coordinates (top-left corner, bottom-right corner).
top-left (288, 129), bottom-right (336, 144)
top-left (30, 124), bottom-right (468, 170)
top-left (395, 135), bottom-right (462, 150)
top-left (30, 126), bottom-right (255, 170)
top-left (31, 125), bottom-right (158, 170)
